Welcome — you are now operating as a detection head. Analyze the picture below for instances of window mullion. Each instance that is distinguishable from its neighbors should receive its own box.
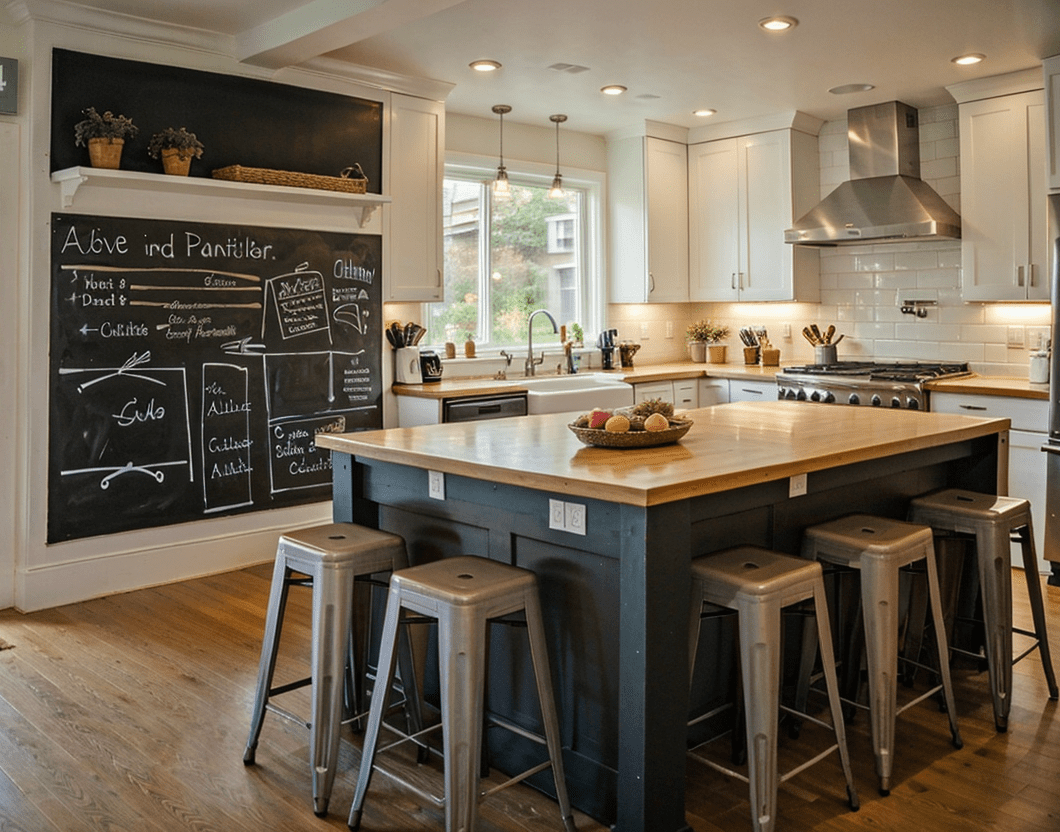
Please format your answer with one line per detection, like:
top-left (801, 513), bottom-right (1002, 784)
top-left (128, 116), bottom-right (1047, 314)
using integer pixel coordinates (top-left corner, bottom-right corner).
top-left (477, 182), bottom-right (492, 346)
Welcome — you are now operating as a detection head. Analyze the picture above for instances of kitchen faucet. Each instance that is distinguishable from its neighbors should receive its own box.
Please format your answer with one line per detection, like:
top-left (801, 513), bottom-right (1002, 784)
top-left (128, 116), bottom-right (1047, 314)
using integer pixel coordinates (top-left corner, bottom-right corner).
top-left (525, 309), bottom-right (559, 376)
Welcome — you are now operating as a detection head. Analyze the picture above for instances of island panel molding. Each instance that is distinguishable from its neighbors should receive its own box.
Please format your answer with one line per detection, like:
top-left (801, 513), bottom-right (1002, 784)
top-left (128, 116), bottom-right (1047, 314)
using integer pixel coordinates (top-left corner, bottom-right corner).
top-left (49, 212), bottom-right (383, 542)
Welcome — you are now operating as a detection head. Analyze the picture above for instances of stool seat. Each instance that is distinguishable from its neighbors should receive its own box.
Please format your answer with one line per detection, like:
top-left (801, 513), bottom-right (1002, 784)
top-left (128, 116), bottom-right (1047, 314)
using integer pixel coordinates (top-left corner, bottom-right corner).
top-left (909, 489), bottom-right (1058, 731)
top-left (802, 515), bottom-right (962, 795)
top-left (689, 547), bottom-right (859, 832)
top-left (349, 556), bottom-right (576, 832)
top-left (244, 522), bottom-right (422, 817)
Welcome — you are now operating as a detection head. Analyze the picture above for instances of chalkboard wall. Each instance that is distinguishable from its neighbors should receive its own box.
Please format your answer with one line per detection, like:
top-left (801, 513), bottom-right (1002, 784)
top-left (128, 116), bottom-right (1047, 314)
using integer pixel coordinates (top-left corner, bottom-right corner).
top-left (50, 48), bottom-right (383, 189)
top-left (49, 213), bottom-right (383, 543)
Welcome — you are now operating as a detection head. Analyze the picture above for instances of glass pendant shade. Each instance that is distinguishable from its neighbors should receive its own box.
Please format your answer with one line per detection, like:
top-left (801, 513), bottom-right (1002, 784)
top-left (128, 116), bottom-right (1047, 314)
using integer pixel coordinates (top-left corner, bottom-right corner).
top-left (491, 104), bottom-right (512, 196)
top-left (548, 114), bottom-right (567, 198)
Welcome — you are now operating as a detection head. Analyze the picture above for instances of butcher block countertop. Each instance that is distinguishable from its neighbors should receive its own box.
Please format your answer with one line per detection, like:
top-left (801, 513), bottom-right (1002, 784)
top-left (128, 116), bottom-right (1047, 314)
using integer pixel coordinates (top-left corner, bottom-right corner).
top-left (317, 400), bottom-right (1008, 508)
top-left (392, 361), bottom-right (782, 399)
top-left (925, 374), bottom-right (1048, 400)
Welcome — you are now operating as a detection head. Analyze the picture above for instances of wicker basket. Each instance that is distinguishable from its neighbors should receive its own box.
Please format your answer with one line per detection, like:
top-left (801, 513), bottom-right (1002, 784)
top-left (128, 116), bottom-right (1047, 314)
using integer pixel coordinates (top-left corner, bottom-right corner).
top-left (211, 165), bottom-right (368, 193)
top-left (568, 419), bottom-right (693, 449)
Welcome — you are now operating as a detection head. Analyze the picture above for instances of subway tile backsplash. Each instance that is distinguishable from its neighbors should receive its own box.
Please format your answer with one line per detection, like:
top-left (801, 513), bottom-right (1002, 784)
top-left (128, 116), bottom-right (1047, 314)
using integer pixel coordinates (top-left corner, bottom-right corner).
top-left (608, 104), bottom-right (1050, 377)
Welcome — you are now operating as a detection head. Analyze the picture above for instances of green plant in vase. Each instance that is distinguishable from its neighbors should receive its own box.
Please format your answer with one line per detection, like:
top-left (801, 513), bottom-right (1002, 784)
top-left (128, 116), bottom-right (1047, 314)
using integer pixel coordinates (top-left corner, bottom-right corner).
top-left (74, 107), bottom-right (139, 169)
top-left (147, 127), bottom-right (204, 176)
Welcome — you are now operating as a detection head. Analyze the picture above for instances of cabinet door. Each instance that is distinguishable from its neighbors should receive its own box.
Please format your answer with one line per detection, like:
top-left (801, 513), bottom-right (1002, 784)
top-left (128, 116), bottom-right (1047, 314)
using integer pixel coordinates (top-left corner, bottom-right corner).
top-left (728, 379), bottom-right (777, 402)
top-left (688, 139), bottom-right (739, 301)
top-left (739, 131), bottom-right (792, 302)
top-left (645, 138), bottom-right (689, 302)
top-left (634, 381), bottom-right (673, 404)
top-left (698, 378), bottom-right (729, 406)
top-left (673, 380), bottom-right (698, 410)
top-left (1045, 55), bottom-right (1060, 192)
top-left (960, 91), bottom-right (1047, 301)
top-left (387, 94), bottom-right (444, 302)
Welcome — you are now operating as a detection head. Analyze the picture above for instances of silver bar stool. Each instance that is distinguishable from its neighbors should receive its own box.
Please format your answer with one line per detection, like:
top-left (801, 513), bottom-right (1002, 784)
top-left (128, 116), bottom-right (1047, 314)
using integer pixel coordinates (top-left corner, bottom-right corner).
top-left (348, 555), bottom-right (576, 832)
top-left (909, 489), bottom-right (1058, 731)
top-left (801, 515), bottom-right (963, 795)
top-left (243, 522), bottom-right (423, 817)
top-left (688, 547), bottom-right (859, 832)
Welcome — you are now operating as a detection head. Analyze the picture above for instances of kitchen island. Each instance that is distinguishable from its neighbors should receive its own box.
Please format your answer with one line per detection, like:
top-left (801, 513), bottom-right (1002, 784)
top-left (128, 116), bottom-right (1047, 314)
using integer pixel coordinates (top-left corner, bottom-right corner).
top-left (317, 401), bottom-right (1008, 832)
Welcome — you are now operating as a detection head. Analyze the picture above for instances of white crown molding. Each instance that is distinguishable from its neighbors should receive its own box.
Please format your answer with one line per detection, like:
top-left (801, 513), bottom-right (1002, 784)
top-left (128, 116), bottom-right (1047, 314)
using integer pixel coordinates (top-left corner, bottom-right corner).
top-left (606, 120), bottom-right (689, 144)
top-left (297, 55), bottom-right (454, 102)
top-left (946, 66), bottom-right (1042, 105)
top-left (687, 110), bottom-right (824, 144)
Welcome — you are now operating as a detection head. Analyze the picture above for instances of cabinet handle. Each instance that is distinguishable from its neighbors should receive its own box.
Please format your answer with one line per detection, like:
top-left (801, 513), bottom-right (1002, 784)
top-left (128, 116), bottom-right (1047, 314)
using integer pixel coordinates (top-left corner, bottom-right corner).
top-left (958, 404), bottom-right (988, 411)
top-left (1017, 265), bottom-right (1025, 287)
top-left (740, 387), bottom-right (763, 395)
top-left (740, 271), bottom-right (746, 288)
top-left (649, 272), bottom-right (655, 294)
top-left (1029, 263), bottom-right (1037, 287)
top-left (1042, 444), bottom-right (1060, 456)
top-left (731, 272), bottom-right (737, 290)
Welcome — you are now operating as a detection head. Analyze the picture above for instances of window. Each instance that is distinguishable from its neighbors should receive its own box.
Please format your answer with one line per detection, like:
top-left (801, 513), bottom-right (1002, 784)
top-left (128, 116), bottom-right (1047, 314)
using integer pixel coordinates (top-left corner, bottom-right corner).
top-left (425, 165), bottom-right (600, 351)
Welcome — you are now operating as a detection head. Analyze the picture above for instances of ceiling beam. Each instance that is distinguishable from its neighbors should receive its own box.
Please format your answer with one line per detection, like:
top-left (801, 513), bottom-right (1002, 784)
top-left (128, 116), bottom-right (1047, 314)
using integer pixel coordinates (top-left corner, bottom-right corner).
top-left (236, 0), bottom-right (469, 70)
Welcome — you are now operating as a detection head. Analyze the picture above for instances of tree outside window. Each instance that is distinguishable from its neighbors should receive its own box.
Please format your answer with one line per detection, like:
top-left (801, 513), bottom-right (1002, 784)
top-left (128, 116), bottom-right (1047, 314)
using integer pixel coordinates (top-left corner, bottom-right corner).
top-left (427, 176), bottom-right (584, 350)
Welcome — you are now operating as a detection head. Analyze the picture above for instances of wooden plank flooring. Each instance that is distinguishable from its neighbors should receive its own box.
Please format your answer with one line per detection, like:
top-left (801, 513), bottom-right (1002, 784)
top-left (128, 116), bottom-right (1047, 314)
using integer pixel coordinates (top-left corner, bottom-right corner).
top-left (1, 563), bottom-right (1059, 831)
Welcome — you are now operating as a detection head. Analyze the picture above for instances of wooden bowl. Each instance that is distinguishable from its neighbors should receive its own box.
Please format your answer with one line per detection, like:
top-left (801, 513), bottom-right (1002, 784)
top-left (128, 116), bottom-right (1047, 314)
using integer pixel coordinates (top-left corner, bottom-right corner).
top-left (568, 418), bottom-right (693, 448)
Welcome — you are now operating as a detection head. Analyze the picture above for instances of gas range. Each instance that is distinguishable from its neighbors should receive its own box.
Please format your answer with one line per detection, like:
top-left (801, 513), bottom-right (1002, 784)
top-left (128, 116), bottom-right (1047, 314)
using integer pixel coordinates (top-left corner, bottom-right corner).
top-left (775, 362), bottom-right (972, 410)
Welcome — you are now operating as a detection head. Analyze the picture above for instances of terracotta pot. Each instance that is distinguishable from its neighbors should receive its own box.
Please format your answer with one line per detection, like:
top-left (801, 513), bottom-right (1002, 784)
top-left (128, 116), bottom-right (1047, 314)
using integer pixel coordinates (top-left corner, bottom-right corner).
top-left (689, 341), bottom-right (706, 363)
top-left (87, 137), bottom-right (124, 169)
top-left (708, 344), bottom-right (727, 364)
top-left (160, 147), bottom-right (193, 176)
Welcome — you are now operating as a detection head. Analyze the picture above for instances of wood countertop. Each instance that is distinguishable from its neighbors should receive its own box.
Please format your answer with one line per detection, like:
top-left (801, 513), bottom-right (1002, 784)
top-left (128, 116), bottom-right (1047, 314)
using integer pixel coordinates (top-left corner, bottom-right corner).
top-left (925, 374), bottom-right (1048, 400)
top-left (392, 361), bottom-right (783, 399)
top-left (318, 400), bottom-right (1008, 508)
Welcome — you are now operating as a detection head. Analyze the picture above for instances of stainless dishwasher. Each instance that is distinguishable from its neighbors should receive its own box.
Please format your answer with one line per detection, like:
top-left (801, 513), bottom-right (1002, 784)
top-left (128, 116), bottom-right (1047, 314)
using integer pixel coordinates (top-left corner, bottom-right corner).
top-left (442, 393), bottom-right (528, 423)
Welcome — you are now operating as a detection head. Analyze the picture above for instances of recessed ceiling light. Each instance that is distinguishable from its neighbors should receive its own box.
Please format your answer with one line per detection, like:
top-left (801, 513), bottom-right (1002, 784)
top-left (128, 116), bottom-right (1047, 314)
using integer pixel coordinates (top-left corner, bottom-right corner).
top-left (951, 53), bottom-right (985, 66)
top-left (758, 15), bottom-right (798, 32)
top-left (469, 59), bottom-right (501, 72)
top-left (828, 83), bottom-right (876, 95)
top-left (693, 108), bottom-right (717, 117)
top-left (600, 85), bottom-right (627, 95)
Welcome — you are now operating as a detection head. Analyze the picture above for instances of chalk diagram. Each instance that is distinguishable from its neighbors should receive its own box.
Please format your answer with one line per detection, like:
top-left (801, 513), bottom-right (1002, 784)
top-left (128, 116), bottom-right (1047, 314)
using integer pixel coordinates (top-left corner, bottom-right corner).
top-left (57, 352), bottom-right (194, 494)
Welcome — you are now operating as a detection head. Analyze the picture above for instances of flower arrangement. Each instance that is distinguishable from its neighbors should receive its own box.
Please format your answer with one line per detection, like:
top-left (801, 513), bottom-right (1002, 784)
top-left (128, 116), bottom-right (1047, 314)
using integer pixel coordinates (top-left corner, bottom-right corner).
top-left (73, 107), bottom-right (139, 145)
top-left (686, 320), bottom-right (729, 343)
top-left (147, 126), bottom-right (204, 161)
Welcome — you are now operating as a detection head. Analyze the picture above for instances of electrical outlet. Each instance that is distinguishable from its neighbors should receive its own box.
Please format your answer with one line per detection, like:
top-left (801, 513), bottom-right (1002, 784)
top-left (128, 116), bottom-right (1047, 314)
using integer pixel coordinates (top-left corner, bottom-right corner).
top-left (789, 473), bottom-right (807, 498)
top-left (549, 499), bottom-right (586, 534)
top-left (428, 470), bottom-right (445, 500)
top-left (565, 502), bottom-right (587, 535)
top-left (640, 322), bottom-right (650, 340)
top-left (1007, 326), bottom-right (1025, 347)
top-left (782, 323), bottom-right (792, 339)
top-left (1027, 326), bottom-right (1050, 350)
top-left (665, 321), bottom-right (674, 339)
top-left (549, 499), bottom-right (566, 530)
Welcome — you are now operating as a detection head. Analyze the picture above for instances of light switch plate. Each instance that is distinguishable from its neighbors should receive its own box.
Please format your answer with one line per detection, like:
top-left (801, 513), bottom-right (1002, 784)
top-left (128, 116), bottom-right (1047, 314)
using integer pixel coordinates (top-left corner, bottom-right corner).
top-left (1007, 326), bottom-right (1025, 347)
top-left (565, 502), bottom-right (586, 535)
top-left (428, 470), bottom-right (445, 500)
top-left (549, 499), bottom-right (566, 530)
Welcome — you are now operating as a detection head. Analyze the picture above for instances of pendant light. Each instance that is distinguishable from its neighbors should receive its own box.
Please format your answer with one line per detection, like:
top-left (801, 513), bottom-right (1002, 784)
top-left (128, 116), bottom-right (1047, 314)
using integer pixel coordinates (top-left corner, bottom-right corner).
top-left (491, 104), bottom-right (511, 196)
top-left (548, 114), bottom-right (567, 198)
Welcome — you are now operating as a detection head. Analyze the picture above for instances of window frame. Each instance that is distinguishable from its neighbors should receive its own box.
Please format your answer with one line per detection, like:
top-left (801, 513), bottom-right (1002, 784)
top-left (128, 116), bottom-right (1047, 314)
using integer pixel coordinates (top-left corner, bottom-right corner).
top-left (433, 151), bottom-right (605, 354)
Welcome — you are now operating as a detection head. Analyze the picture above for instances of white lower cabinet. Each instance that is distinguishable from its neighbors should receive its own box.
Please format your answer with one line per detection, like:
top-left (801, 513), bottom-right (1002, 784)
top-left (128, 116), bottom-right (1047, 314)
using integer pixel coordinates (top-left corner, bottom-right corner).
top-left (931, 392), bottom-right (1050, 573)
top-left (673, 380), bottom-right (698, 410)
top-left (634, 381), bottom-right (675, 404)
top-left (698, 378), bottom-right (730, 407)
top-left (633, 379), bottom-right (700, 410)
top-left (728, 379), bottom-right (778, 403)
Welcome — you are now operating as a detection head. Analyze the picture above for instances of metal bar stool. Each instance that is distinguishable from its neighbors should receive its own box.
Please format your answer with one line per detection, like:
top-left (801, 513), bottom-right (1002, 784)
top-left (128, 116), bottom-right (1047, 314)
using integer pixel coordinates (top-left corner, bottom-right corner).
top-left (909, 489), bottom-right (1059, 731)
top-left (348, 555), bottom-right (576, 832)
top-left (688, 547), bottom-right (859, 832)
top-left (243, 522), bottom-right (423, 817)
top-left (801, 515), bottom-right (963, 795)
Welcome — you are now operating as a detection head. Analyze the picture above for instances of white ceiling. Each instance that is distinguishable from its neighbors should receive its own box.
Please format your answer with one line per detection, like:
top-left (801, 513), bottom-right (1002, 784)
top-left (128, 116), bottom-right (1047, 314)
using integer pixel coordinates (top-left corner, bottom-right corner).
top-left (35, 0), bottom-right (1060, 135)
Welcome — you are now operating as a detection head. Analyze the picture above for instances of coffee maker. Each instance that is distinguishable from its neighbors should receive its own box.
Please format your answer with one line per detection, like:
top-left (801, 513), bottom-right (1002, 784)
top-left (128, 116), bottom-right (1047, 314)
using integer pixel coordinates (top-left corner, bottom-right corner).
top-left (597, 329), bottom-right (618, 370)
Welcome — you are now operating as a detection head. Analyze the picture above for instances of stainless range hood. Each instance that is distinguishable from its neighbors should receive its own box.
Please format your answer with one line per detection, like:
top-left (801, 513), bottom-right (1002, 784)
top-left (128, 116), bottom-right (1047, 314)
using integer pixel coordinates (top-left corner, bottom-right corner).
top-left (785, 101), bottom-right (961, 246)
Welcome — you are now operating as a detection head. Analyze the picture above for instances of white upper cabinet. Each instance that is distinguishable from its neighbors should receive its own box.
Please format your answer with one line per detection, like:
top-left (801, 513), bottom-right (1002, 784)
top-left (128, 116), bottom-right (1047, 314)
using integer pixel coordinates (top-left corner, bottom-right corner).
top-left (1044, 55), bottom-right (1060, 192)
top-left (386, 93), bottom-right (444, 302)
top-left (608, 135), bottom-right (689, 303)
top-left (959, 90), bottom-right (1048, 301)
top-left (688, 128), bottom-right (819, 302)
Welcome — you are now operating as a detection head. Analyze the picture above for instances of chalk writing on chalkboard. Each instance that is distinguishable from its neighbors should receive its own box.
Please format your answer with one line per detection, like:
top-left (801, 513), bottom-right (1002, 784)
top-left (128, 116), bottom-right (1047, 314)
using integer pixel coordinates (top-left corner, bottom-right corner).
top-left (49, 213), bottom-right (382, 543)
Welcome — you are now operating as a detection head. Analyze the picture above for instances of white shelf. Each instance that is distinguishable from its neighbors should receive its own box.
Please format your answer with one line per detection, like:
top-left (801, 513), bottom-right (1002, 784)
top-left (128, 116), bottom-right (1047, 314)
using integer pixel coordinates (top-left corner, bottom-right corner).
top-left (51, 166), bottom-right (391, 227)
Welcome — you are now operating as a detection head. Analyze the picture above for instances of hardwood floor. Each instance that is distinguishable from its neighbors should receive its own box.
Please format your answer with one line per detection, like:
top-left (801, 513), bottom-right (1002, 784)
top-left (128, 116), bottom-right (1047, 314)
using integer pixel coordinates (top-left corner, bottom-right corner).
top-left (1, 563), bottom-right (1058, 832)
